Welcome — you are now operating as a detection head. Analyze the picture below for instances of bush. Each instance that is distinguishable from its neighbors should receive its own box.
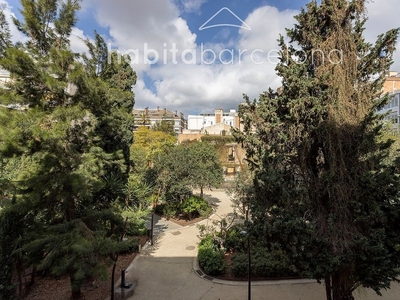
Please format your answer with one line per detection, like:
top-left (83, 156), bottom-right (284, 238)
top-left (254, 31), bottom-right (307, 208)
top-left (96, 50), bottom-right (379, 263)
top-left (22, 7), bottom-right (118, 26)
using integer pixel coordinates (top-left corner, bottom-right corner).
top-left (252, 248), bottom-right (297, 278)
top-left (199, 234), bottom-right (215, 247)
top-left (198, 235), bottom-right (226, 276)
top-left (165, 185), bottom-right (192, 202)
top-left (224, 225), bottom-right (245, 252)
top-left (159, 196), bottom-right (213, 220)
top-left (162, 201), bottom-right (179, 219)
top-left (231, 252), bottom-right (249, 277)
top-left (181, 195), bottom-right (212, 220)
top-left (231, 247), bottom-right (298, 278)
top-left (125, 221), bottom-right (147, 236)
top-left (120, 237), bottom-right (140, 253)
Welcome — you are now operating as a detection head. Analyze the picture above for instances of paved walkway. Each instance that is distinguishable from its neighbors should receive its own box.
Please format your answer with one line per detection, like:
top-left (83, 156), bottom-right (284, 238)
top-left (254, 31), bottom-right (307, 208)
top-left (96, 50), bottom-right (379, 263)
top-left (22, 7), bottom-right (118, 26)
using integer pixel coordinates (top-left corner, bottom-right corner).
top-left (120, 189), bottom-right (400, 300)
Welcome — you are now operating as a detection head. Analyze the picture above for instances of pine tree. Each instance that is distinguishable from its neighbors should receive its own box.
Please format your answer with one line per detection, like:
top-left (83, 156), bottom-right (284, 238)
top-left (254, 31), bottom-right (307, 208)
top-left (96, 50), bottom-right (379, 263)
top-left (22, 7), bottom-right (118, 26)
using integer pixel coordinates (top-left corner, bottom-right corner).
top-left (0, 1), bottom-right (137, 298)
top-left (0, 5), bottom-right (11, 57)
top-left (234, 1), bottom-right (400, 299)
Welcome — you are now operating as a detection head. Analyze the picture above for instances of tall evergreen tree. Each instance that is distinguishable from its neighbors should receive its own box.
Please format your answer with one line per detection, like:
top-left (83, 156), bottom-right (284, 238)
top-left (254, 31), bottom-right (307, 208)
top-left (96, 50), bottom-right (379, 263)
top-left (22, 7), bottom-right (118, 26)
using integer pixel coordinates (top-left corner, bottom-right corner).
top-left (0, 5), bottom-right (11, 57)
top-left (0, 1), bottom-right (137, 298)
top-left (234, 1), bottom-right (400, 299)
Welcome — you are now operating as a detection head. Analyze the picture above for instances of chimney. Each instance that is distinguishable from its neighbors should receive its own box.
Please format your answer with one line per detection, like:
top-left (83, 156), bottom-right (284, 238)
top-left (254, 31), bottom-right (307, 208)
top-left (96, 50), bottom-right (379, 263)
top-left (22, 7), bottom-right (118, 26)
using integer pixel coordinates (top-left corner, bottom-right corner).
top-left (157, 106), bottom-right (160, 111)
top-left (145, 107), bottom-right (148, 115)
top-left (215, 109), bottom-right (223, 124)
top-left (163, 107), bottom-right (166, 114)
top-left (234, 115), bottom-right (240, 128)
top-left (175, 110), bottom-right (178, 116)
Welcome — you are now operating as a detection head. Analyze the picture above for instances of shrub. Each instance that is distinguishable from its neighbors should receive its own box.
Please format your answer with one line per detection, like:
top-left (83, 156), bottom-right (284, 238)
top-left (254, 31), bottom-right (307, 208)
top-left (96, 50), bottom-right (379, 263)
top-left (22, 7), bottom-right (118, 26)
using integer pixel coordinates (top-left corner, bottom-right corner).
top-left (125, 221), bottom-right (147, 236)
top-left (165, 185), bottom-right (192, 202)
top-left (181, 195), bottom-right (212, 220)
top-left (231, 252), bottom-right (248, 277)
top-left (198, 235), bottom-right (226, 276)
top-left (154, 203), bottom-right (164, 215)
top-left (231, 247), bottom-right (298, 278)
top-left (162, 202), bottom-right (179, 219)
top-left (224, 225), bottom-right (245, 252)
top-left (159, 196), bottom-right (213, 220)
top-left (120, 237), bottom-right (140, 253)
top-left (252, 248), bottom-right (297, 278)
top-left (199, 234), bottom-right (215, 247)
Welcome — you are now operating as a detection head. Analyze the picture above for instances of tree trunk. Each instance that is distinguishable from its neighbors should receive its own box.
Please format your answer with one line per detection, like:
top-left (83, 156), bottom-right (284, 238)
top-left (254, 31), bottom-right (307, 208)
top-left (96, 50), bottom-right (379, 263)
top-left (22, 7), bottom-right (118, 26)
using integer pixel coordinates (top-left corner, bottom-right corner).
top-left (200, 186), bottom-right (203, 198)
top-left (330, 273), bottom-right (354, 300)
top-left (111, 217), bottom-right (128, 299)
top-left (71, 289), bottom-right (82, 300)
top-left (70, 273), bottom-right (83, 300)
top-left (16, 258), bottom-right (23, 298)
top-left (30, 266), bottom-right (36, 286)
top-left (111, 256), bottom-right (117, 300)
top-left (325, 276), bottom-right (332, 300)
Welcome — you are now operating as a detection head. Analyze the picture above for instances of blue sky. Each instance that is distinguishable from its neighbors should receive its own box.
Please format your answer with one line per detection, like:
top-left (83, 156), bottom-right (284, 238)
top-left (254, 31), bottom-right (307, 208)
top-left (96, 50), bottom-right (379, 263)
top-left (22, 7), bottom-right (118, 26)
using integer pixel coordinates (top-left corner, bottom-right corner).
top-left (1, 0), bottom-right (399, 116)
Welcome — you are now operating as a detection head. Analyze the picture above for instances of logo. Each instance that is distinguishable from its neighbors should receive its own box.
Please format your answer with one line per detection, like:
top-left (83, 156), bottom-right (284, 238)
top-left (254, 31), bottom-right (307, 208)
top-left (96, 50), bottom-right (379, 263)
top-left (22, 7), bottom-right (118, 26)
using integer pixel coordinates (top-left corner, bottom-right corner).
top-left (199, 7), bottom-right (251, 31)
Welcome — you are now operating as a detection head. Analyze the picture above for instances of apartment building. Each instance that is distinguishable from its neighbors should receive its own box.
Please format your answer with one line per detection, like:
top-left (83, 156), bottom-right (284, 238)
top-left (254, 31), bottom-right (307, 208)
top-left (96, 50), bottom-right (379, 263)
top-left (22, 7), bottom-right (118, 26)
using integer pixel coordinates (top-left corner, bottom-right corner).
top-left (0, 69), bottom-right (10, 89)
top-left (187, 109), bottom-right (240, 131)
top-left (132, 107), bottom-right (186, 134)
top-left (383, 71), bottom-right (400, 94)
top-left (377, 90), bottom-right (400, 131)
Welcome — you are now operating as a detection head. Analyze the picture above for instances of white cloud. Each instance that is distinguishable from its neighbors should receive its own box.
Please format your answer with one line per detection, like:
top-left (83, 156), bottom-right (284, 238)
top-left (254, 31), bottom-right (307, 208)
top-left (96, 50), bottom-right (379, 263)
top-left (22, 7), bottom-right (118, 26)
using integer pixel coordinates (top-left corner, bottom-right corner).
top-left (69, 27), bottom-right (89, 54)
top-left (85, 0), bottom-right (197, 75)
top-left (180, 0), bottom-right (208, 13)
top-left (0, 0), bottom-right (28, 44)
top-left (365, 0), bottom-right (400, 72)
top-left (133, 79), bottom-right (163, 108)
top-left (2, 0), bottom-right (399, 115)
top-left (127, 5), bottom-right (298, 114)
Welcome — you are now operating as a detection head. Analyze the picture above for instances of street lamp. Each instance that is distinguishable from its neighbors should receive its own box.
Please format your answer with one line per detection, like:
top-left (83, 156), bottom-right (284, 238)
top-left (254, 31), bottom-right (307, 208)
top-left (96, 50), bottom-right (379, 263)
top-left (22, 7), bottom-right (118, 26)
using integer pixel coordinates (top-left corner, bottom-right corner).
top-left (240, 230), bottom-right (251, 300)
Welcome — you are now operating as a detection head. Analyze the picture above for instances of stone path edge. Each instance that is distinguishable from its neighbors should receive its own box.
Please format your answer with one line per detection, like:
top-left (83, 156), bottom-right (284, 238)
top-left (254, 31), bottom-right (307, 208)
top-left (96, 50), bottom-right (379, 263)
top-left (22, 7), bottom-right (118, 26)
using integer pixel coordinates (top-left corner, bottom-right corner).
top-left (192, 257), bottom-right (319, 286)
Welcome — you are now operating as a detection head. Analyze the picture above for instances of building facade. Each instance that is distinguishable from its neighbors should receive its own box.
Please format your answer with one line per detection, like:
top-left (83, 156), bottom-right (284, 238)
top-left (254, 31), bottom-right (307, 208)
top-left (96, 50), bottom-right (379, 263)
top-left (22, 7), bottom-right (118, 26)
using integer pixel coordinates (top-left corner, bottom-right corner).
top-left (132, 107), bottom-right (186, 134)
top-left (383, 71), bottom-right (400, 94)
top-left (0, 69), bottom-right (10, 89)
top-left (377, 90), bottom-right (400, 132)
top-left (187, 109), bottom-right (240, 131)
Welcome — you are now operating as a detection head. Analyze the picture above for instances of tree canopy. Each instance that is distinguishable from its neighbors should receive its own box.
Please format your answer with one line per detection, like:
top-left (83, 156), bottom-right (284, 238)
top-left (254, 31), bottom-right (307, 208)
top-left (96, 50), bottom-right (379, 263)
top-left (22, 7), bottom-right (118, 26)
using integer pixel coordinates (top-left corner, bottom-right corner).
top-left (0, 1), bottom-right (137, 298)
top-left (155, 141), bottom-right (223, 201)
top-left (234, 1), bottom-right (400, 299)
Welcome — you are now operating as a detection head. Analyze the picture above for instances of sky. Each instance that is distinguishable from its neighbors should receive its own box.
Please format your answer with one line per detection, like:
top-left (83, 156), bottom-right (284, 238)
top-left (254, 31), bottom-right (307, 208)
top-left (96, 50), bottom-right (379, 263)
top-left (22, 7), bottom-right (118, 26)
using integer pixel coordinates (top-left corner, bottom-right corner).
top-left (1, 0), bottom-right (400, 116)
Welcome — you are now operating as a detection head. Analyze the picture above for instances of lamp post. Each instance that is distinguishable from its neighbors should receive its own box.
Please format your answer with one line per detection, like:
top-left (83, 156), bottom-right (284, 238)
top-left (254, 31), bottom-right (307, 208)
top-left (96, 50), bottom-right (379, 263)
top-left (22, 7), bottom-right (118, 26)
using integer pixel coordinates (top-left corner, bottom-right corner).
top-left (240, 230), bottom-right (251, 300)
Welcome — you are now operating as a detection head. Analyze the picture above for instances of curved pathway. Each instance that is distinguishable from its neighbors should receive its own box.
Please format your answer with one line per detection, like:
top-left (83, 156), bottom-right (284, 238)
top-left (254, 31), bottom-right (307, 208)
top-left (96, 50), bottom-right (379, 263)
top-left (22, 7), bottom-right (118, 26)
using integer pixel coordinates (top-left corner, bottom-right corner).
top-left (122, 189), bottom-right (400, 300)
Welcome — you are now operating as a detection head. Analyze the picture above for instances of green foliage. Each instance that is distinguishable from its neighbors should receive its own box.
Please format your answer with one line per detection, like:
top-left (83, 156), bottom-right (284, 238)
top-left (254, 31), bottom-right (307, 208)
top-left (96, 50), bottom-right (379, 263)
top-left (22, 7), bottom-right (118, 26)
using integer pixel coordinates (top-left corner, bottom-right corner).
top-left (155, 141), bottom-right (223, 201)
top-left (231, 252), bottom-right (248, 277)
top-left (161, 201), bottom-right (179, 219)
top-left (0, 5), bottom-right (11, 58)
top-left (227, 166), bottom-right (254, 217)
top-left (198, 235), bottom-right (226, 276)
top-left (231, 247), bottom-right (298, 278)
top-left (131, 126), bottom-right (177, 171)
top-left (223, 225), bottom-right (246, 252)
top-left (0, 208), bottom-right (20, 300)
top-left (234, 0), bottom-right (400, 299)
top-left (252, 248), bottom-right (297, 278)
top-left (13, 0), bottom-right (80, 54)
top-left (159, 196), bottom-right (213, 220)
top-left (122, 208), bottom-right (149, 236)
top-left (120, 237), bottom-right (141, 254)
top-left (0, 1), bottom-right (138, 298)
top-left (151, 119), bottom-right (175, 136)
top-left (180, 195), bottom-right (213, 220)
top-left (200, 135), bottom-right (235, 145)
